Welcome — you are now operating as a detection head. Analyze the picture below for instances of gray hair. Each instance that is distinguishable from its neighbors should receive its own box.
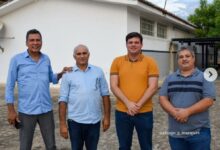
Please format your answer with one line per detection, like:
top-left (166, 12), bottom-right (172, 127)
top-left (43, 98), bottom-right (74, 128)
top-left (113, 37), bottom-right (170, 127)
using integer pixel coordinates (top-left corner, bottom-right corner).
top-left (73, 44), bottom-right (90, 56)
top-left (176, 46), bottom-right (195, 59)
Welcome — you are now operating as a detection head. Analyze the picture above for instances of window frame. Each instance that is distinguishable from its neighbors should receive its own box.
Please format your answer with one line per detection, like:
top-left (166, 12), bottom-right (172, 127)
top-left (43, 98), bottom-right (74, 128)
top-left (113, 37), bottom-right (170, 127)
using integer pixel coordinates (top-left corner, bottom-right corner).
top-left (157, 23), bottom-right (167, 38)
top-left (140, 17), bottom-right (155, 36)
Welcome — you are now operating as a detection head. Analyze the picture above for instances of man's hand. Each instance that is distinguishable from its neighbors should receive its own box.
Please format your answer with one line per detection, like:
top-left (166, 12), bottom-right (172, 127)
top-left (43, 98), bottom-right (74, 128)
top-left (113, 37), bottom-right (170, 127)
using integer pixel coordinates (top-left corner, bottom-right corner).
top-left (59, 102), bottom-right (68, 139)
top-left (57, 67), bottom-right (73, 80)
top-left (60, 124), bottom-right (68, 139)
top-left (7, 104), bottom-right (19, 125)
top-left (8, 110), bottom-right (18, 125)
top-left (175, 108), bottom-right (190, 123)
top-left (62, 67), bottom-right (72, 73)
top-left (126, 101), bottom-right (139, 116)
top-left (102, 117), bottom-right (110, 132)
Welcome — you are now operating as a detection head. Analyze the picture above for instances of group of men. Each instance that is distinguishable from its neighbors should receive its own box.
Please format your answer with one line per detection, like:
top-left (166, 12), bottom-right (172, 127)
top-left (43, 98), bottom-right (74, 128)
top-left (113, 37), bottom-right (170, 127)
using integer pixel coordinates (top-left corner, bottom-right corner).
top-left (5, 29), bottom-right (216, 150)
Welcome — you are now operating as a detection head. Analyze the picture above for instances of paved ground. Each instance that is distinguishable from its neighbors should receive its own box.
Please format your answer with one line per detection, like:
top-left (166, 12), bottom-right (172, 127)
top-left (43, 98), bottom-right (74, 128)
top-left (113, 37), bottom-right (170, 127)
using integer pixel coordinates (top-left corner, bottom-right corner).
top-left (0, 82), bottom-right (219, 150)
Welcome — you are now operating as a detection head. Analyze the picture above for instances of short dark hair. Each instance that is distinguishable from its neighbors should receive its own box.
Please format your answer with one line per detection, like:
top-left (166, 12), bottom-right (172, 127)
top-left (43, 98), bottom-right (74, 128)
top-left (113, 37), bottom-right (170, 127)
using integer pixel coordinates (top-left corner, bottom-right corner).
top-left (126, 32), bottom-right (143, 44)
top-left (26, 29), bottom-right (42, 41)
top-left (177, 46), bottom-right (195, 59)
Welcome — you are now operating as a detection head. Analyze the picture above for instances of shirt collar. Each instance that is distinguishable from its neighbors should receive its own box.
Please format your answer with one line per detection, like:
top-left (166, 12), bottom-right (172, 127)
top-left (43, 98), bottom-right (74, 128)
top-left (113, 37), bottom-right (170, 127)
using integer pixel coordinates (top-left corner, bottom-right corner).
top-left (124, 54), bottom-right (144, 62)
top-left (24, 50), bottom-right (43, 58)
top-left (73, 64), bottom-right (92, 72)
top-left (24, 50), bottom-right (29, 58)
top-left (176, 67), bottom-right (199, 77)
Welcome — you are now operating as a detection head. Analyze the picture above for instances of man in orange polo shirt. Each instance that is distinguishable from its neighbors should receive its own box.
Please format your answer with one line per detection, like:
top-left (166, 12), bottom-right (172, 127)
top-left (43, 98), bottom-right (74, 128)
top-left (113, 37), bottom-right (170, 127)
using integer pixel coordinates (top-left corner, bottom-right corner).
top-left (110, 32), bottom-right (159, 150)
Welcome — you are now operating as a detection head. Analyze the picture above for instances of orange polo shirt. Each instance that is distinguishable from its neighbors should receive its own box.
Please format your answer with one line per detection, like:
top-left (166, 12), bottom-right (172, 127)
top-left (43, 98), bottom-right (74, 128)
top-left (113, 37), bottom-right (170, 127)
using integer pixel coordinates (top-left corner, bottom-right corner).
top-left (110, 54), bottom-right (159, 113)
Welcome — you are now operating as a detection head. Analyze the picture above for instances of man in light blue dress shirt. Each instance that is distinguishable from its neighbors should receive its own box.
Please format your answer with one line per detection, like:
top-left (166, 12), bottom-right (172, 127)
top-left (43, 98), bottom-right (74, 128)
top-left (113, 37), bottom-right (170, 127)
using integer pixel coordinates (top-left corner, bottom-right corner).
top-left (5, 29), bottom-right (70, 150)
top-left (59, 44), bottom-right (111, 150)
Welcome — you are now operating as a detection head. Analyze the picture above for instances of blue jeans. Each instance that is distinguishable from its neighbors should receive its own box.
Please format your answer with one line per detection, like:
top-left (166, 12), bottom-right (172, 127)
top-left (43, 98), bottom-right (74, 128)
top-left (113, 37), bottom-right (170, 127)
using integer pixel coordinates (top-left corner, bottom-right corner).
top-left (115, 110), bottom-right (153, 150)
top-left (68, 119), bottom-right (100, 150)
top-left (169, 127), bottom-right (211, 150)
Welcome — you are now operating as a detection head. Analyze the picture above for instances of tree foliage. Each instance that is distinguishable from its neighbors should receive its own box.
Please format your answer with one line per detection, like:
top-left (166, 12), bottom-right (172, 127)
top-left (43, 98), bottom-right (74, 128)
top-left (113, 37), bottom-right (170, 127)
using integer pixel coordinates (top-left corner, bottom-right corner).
top-left (188, 0), bottom-right (220, 37)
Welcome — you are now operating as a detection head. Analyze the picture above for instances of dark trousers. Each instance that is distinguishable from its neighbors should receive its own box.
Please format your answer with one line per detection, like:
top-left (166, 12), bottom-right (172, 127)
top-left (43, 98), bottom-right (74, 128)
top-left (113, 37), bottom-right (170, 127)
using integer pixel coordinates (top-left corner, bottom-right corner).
top-left (19, 111), bottom-right (56, 150)
top-left (115, 110), bottom-right (153, 150)
top-left (169, 127), bottom-right (211, 150)
top-left (68, 119), bottom-right (100, 150)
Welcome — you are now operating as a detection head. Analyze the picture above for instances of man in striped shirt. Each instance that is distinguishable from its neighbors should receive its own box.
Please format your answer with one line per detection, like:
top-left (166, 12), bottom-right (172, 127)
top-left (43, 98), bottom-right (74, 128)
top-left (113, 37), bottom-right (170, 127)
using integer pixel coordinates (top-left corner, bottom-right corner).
top-left (159, 46), bottom-right (216, 150)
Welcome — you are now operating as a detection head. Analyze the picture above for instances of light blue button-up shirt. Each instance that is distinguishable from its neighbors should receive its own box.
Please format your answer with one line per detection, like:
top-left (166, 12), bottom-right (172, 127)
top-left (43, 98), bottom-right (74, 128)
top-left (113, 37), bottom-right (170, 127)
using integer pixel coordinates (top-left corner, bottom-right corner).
top-left (59, 64), bottom-right (109, 124)
top-left (5, 51), bottom-right (58, 115)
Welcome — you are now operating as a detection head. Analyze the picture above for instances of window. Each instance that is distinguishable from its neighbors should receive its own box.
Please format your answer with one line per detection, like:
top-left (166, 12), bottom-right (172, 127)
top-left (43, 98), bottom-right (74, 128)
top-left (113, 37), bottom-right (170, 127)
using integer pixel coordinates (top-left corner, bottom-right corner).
top-left (140, 17), bottom-right (154, 36)
top-left (157, 23), bottom-right (167, 38)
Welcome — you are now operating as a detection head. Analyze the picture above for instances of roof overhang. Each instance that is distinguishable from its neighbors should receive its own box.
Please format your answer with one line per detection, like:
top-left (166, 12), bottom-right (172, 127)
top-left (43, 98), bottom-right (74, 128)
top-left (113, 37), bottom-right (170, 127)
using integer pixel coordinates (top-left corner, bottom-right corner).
top-left (138, 0), bottom-right (195, 27)
top-left (136, 0), bottom-right (195, 31)
top-left (0, 0), bottom-right (34, 17)
top-left (93, 0), bottom-right (137, 5)
top-left (94, 0), bottom-right (196, 32)
top-left (0, 0), bottom-right (196, 32)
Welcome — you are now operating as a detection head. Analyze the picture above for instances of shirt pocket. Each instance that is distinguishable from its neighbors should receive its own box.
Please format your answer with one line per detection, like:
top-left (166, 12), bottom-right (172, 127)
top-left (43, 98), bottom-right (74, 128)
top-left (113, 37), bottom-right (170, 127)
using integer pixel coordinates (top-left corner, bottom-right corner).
top-left (38, 64), bottom-right (50, 82)
top-left (90, 77), bottom-right (100, 91)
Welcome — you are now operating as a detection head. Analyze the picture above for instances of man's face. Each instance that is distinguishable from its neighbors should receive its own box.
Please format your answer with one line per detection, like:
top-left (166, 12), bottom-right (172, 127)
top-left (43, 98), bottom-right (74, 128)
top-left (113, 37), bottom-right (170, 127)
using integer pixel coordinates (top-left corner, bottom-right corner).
top-left (126, 37), bottom-right (143, 55)
top-left (74, 47), bottom-right (89, 66)
top-left (26, 34), bottom-right (42, 53)
top-left (178, 49), bottom-right (195, 71)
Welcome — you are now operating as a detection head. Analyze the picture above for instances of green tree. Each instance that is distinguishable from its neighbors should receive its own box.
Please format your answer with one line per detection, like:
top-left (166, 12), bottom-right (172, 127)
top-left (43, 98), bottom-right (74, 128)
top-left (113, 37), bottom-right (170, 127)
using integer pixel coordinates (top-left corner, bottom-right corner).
top-left (208, 0), bottom-right (220, 37)
top-left (188, 0), bottom-right (220, 37)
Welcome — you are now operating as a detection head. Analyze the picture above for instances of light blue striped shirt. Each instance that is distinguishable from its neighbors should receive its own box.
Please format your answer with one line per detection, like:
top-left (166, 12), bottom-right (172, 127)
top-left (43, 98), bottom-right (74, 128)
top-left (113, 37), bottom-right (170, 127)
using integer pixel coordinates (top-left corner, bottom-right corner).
top-left (159, 68), bottom-right (216, 138)
top-left (59, 64), bottom-right (109, 124)
top-left (5, 50), bottom-right (58, 115)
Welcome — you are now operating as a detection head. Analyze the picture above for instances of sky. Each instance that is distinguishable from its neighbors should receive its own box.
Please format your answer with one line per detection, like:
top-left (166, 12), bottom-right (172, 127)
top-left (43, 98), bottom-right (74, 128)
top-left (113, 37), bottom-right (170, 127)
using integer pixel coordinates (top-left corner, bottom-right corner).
top-left (147, 0), bottom-right (213, 20)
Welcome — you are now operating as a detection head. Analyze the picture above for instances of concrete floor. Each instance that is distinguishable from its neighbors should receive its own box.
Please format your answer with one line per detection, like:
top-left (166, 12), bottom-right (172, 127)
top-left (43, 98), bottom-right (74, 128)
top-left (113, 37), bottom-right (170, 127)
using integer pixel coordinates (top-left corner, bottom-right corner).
top-left (0, 82), bottom-right (219, 150)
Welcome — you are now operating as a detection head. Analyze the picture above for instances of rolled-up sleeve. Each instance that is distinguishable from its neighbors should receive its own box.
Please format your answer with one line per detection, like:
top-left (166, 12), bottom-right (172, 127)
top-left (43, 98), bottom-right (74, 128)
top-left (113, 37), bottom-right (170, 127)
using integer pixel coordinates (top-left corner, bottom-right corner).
top-left (59, 74), bottom-right (70, 103)
top-left (159, 77), bottom-right (169, 97)
top-left (203, 78), bottom-right (216, 100)
top-left (47, 58), bottom-right (58, 84)
top-left (99, 70), bottom-right (109, 96)
top-left (5, 57), bottom-right (18, 103)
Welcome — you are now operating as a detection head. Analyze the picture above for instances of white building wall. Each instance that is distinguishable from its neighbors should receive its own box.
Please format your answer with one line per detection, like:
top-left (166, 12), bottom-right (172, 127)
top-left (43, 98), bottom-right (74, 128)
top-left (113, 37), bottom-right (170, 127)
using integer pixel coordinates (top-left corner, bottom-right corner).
top-left (127, 7), bottom-right (140, 33)
top-left (126, 8), bottom-right (194, 78)
top-left (127, 8), bottom-right (193, 51)
top-left (171, 27), bottom-right (193, 39)
top-left (0, 0), bottom-right (128, 83)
